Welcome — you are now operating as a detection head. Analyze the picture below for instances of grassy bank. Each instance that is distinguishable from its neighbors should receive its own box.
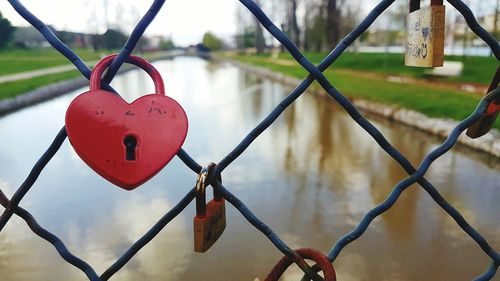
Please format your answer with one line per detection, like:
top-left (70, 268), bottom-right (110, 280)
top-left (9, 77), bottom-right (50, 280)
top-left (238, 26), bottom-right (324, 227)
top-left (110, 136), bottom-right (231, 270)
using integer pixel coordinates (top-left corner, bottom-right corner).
top-left (0, 48), bottom-right (105, 100)
top-left (0, 48), bottom-right (105, 76)
top-left (0, 71), bottom-right (81, 100)
top-left (228, 53), bottom-right (499, 130)
top-left (252, 51), bottom-right (498, 85)
top-left (0, 48), bottom-right (172, 100)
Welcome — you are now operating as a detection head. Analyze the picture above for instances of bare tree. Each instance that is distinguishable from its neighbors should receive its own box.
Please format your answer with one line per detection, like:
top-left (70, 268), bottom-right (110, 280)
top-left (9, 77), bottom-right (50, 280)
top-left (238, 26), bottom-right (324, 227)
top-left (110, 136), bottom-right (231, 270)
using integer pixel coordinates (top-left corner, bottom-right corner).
top-left (303, 0), bottom-right (324, 51)
top-left (324, 0), bottom-right (342, 48)
top-left (254, 0), bottom-right (266, 53)
top-left (286, 0), bottom-right (301, 47)
top-left (234, 5), bottom-right (248, 51)
top-left (255, 17), bottom-right (266, 53)
top-left (494, 0), bottom-right (499, 38)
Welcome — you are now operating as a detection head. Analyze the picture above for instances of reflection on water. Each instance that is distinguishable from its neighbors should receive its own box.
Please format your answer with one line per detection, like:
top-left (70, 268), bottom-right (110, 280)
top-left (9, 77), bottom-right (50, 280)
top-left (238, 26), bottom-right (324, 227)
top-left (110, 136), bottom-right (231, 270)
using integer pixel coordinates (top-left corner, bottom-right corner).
top-left (0, 57), bottom-right (498, 281)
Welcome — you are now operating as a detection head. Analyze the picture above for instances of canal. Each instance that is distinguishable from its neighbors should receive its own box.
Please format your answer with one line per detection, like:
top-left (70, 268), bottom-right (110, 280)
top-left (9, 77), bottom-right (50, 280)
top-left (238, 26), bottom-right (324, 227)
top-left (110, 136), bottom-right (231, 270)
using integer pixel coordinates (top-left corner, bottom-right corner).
top-left (0, 57), bottom-right (498, 281)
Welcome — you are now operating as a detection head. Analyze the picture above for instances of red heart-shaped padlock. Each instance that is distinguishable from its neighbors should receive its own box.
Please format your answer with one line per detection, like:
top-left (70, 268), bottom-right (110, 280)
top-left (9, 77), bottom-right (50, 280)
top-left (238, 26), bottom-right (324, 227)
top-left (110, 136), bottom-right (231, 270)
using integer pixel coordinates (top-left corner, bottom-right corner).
top-left (65, 54), bottom-right (188, 190)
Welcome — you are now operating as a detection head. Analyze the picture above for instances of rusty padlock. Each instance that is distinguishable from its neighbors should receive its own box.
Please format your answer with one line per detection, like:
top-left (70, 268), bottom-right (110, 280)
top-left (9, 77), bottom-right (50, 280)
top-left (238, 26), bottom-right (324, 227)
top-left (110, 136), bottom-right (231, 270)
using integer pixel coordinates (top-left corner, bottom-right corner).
top-left (405, 0), bottom-right (445, 67)
top-left (193, 163), bottom-right (226, 253)
top-left (65, 54), bottom-right (188, 190)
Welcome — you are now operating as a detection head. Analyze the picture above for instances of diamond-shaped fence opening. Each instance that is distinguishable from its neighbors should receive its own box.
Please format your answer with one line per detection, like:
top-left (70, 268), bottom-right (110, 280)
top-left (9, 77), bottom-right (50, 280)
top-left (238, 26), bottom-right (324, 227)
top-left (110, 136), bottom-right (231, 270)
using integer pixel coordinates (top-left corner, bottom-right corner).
top-left (0, 0), bottom-right (499, 280)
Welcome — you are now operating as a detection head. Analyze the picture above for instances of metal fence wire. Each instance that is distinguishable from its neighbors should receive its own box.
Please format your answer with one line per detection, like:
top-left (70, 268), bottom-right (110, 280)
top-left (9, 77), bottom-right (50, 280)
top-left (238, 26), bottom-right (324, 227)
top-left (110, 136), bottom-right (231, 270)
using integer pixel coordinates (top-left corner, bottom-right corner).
top-left (0, 0), bottom-right (499, 280)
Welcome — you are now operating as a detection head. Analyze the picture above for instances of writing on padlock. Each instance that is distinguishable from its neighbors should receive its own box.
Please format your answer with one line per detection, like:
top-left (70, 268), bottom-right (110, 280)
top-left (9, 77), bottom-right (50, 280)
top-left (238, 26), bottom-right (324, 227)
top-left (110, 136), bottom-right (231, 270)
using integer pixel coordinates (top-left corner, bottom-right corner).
top-left (65, 54), bottom-right (188, 190)
top-left (193, 163), bottom-right (226, 253)
top-left (405, 0), bottom-right (445, 67)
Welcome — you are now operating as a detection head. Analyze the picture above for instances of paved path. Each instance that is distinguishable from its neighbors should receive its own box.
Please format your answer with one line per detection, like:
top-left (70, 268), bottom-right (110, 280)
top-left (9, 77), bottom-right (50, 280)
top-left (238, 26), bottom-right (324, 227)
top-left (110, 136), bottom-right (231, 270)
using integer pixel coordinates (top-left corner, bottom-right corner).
top-left (0, 61), bottom-right (98, 84)
top-left (0, 50), bottom-right (186, 84)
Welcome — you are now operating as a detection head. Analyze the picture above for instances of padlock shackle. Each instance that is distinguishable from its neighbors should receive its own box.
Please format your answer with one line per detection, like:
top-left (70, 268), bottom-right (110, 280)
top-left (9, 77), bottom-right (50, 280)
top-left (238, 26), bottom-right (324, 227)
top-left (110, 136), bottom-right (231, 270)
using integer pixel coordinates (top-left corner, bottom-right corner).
top-left (409, 0), bottom-right (443, 13)
top-left (195, 163), bottom-right (222, 217)
top-left (90, 54), bottom-right (165, 95)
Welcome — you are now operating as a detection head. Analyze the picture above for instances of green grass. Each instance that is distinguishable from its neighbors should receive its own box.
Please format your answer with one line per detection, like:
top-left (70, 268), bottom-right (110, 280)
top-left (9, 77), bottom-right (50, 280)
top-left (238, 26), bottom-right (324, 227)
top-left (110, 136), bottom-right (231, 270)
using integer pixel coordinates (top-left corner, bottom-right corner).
top-left (0, 48), bottom-right (103, 101)
top-left (1, 49), bottom-right (496, 130)
top-left (0, 48), bottom-right (106, 76)
top-left (255, 51), bottom-right (498, 85)
top-left (0, 70), bottom-right (82, 100)
top-left (228, 54), bottom-right (499, 130)
top-left (0, 49), bottom-right (172, 100)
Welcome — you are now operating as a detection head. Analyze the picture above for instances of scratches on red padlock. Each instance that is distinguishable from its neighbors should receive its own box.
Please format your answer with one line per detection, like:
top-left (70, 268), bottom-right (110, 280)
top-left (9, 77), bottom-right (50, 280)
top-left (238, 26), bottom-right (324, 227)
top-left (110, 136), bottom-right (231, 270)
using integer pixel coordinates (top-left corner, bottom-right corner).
top-left (264, 248), bottom-right (336, 281)
top-left (65, 54), bottom-right (188, 190)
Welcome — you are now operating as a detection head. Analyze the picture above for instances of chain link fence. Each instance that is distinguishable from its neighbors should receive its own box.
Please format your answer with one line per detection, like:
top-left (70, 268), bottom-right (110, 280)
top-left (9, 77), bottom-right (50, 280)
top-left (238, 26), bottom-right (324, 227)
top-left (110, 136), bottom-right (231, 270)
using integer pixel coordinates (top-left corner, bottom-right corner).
top-left (0, 0), bottom-right (499, 280)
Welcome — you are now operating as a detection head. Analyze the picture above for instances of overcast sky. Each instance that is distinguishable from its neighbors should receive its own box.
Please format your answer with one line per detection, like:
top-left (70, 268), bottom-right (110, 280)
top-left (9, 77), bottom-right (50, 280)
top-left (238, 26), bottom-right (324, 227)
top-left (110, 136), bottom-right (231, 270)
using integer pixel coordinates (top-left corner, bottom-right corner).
top-left (0, 0), bottom-right (493, 46)
top-left (0, 0), bottom-right (238, 45)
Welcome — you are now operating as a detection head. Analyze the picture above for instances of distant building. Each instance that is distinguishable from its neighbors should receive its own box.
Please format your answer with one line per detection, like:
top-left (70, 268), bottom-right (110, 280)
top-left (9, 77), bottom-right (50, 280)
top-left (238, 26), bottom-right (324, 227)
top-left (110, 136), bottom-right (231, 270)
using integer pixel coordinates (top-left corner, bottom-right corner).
top-left (149, 35), bottom-right (163, 49)
top-left (13, 26), bottom-right (49, 48)
top-left (55, 30), bottom-right (93, 48)
top-left (13, 26), bottom-right (95, 49)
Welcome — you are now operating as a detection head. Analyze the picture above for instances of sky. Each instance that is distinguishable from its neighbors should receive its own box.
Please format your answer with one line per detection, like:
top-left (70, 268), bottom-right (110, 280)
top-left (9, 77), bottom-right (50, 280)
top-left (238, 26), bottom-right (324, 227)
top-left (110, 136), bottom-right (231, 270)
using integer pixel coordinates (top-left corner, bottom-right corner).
top-left (0, 0), bottom-right (494, 46)
top-left (0, 0), bottom-right (239, 46)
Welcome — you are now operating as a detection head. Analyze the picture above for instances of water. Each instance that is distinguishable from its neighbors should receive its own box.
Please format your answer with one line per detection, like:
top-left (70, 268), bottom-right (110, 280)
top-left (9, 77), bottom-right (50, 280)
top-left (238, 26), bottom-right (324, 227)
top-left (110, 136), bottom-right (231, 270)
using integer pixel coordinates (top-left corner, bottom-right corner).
top-left (0, 57), bottom-right (498, 281)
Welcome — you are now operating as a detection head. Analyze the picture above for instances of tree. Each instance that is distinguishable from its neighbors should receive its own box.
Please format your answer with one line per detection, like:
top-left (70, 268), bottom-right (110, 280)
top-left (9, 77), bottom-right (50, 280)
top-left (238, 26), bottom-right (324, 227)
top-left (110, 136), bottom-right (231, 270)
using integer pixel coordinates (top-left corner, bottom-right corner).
top-left (159, 38), bottom-right (175, 50)
top-left (254, 18), bottom-right (266, 53)
top-left (301, 0), bottom-right (362, 52)
top-left (234, 1), bottom-right (269, 53)
top-left (254, 0), bottom-right (266, 53)
top-left (0, 12), bottom-right (15, 49)
top-left (286, 0), bottom-right (300, 47)
top-left (324, 0), bottom-right (342, 48)
top-left (202, 32), bottom-right (223, 51)
top-left (494, 0), bottom-right (499, 39)
top-left (303, 1), bottom-right (326, 52)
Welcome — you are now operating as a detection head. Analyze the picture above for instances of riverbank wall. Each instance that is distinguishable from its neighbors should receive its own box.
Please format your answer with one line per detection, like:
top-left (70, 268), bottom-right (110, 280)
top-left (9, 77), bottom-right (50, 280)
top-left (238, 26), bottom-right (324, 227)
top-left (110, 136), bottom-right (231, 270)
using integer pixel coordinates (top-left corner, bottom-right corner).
top-left (226, 60), bottom-right (500, 157)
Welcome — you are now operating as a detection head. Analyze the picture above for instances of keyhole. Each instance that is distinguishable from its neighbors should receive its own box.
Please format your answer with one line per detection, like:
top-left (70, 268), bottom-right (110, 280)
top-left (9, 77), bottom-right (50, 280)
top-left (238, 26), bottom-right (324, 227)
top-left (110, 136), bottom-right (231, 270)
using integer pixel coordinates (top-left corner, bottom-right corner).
top-left (124, 135), bottom-right (138, 161)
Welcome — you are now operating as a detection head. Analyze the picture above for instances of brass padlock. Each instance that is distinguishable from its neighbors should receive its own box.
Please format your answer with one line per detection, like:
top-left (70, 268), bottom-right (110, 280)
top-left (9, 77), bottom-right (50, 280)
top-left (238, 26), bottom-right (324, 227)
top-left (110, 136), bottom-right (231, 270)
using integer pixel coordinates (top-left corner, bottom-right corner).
top-left (405, 0), bottom-right (445, 67)
top-left (193, 163), bottom-right (226, 253)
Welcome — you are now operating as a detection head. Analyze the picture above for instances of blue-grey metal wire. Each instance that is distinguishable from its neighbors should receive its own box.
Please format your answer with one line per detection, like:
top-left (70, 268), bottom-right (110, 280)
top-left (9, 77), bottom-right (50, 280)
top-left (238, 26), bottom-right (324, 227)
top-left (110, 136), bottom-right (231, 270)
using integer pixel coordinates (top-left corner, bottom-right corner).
top-left (0, 0), bottom-right (498, 280)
